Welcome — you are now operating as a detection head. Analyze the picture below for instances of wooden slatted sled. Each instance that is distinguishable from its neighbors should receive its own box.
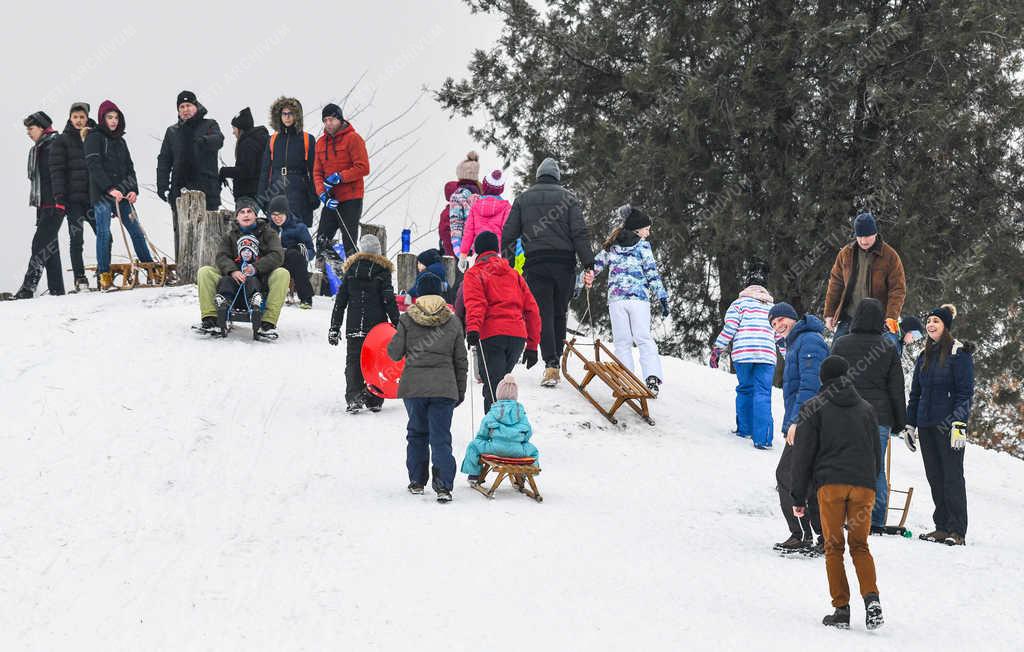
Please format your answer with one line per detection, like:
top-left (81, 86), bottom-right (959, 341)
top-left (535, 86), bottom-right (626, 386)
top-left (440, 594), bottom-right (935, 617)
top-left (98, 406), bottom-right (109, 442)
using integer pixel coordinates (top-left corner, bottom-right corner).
top-left (561, 337), bottom-right (656, 426)
top-left (471, 454), bottom-right (542, 502)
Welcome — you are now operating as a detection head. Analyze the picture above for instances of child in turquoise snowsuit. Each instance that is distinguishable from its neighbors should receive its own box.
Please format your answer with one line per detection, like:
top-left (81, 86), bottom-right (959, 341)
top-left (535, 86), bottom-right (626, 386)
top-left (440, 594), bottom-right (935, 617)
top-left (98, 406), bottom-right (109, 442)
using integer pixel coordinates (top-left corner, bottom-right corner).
top-left (461, 374), bottom-right (539, 479)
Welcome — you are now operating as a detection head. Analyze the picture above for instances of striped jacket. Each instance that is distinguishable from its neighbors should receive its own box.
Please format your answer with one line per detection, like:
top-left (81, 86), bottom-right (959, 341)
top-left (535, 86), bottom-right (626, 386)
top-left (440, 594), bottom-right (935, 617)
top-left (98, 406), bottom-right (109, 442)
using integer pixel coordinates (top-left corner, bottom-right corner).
top-left (713, 285), bottom-right (779, 365)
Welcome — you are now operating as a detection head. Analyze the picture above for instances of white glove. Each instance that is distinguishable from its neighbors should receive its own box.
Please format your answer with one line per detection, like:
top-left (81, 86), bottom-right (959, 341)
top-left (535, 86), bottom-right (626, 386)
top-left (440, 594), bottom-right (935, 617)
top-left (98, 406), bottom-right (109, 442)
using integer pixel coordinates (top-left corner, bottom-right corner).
top-left (950, 422), bottom-right (967, 450)
top-left (904, 426), bottom-right (917, 452)
top-left (458, 256), bottom-right (470, 272)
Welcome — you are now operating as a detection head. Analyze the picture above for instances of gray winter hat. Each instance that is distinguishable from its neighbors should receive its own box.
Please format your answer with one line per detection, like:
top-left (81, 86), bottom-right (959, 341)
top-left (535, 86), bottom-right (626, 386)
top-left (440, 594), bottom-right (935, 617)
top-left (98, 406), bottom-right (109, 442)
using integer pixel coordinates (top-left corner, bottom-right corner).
top-left (358, 234), bottom-right (382, 256)
top-left (69, 102), bottom-right (90, 116)
top-left (536, 157), bottom-right (561, 181)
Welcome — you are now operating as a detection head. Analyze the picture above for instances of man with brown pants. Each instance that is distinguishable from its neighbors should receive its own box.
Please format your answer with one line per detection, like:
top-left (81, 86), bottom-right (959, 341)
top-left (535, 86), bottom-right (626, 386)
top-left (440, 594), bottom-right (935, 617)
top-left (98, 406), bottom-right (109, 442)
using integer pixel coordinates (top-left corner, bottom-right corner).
top-left (791, 355), bottom-right (884, 630)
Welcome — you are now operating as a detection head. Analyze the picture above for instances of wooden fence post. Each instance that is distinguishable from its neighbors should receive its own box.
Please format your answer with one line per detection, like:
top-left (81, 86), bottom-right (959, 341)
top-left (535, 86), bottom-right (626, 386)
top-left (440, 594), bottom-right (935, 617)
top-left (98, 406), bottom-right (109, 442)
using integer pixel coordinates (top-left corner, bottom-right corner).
top-left (176, 190), bottom-right (232, 284)
top-left (360, 223), bottom-right (387, 256)
top-left (396, 252), bottom-right (417, 292)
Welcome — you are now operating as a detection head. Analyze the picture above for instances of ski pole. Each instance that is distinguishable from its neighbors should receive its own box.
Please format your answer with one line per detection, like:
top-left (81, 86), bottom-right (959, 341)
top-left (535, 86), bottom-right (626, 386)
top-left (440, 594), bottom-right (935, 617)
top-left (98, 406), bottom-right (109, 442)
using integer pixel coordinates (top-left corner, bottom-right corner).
top-left (333, 206), bottom-right (358, 255)
top-left (477, 341), bottom-right (496, 406)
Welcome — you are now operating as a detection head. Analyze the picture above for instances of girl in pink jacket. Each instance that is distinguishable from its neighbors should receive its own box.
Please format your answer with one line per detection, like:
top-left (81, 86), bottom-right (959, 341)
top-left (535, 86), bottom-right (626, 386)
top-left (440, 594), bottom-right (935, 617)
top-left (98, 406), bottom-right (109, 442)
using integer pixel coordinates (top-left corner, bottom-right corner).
top-left (459, 169), bottom-right (512, 271)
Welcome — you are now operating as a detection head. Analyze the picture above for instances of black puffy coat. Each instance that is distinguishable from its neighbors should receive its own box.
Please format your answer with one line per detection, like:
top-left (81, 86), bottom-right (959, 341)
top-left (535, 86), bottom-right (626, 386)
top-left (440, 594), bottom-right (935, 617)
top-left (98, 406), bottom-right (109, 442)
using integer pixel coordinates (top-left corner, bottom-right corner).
top-left (502, 174), bottom-right (595, 269)
top-left (83, 103), bottom-right (138, 206)
top-left (220, 126), bottom-right (269, 201)
top-left (330, 252), bottom-right (400, 337)
top-left (258, 97), bottom-right (317, 226)
top-left (157, 102), bottom-right (224, 209)
top-left (50, 120), bottom-right (95, 205)
top-left (831, 298), bottom-right (908, 431)
top-left (791, 377), bottom-right (883, 504)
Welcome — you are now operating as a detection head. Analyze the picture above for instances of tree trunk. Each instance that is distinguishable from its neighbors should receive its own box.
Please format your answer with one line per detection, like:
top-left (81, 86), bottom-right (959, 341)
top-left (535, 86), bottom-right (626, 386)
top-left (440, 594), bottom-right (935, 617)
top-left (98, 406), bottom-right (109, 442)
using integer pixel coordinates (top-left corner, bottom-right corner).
top-left (441, 255), bottom-right (457, 288)
top-left (396, 253), bottom-right (417, 292)
top-left (177, 190), bottom-right (232, 284)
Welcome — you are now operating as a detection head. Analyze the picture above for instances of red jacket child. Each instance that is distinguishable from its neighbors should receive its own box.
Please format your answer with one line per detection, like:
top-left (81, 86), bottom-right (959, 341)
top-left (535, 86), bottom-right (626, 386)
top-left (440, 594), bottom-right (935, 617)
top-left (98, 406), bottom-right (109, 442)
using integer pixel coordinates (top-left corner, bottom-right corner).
top-left (462, 236), bottom-right (541, 351)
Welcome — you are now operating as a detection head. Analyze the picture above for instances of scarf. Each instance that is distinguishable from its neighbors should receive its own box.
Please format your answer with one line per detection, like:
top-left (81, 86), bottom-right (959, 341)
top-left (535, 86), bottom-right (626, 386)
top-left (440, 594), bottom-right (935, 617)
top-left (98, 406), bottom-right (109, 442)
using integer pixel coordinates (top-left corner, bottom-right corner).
top-left (28, 130), bottom-right (58, 207)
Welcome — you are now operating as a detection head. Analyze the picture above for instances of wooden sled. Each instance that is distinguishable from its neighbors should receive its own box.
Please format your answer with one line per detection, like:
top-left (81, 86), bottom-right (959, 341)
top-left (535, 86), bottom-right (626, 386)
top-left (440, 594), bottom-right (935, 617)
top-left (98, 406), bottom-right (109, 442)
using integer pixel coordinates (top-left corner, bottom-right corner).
top-left (471, 455), bottom-right (542, 502)
top-left (88, 258), bottom-right (176, 290)
top-left (561, 337), bottom-right (656, 426)
top-left (885, 442), bottom-right (914, 530)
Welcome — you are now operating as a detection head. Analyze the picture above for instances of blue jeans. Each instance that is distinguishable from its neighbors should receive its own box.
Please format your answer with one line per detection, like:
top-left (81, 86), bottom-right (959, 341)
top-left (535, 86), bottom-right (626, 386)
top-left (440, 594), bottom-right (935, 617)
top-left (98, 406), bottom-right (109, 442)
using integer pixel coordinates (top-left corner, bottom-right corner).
top-left (734, 362), bottom-right (774, 447)
top-left (95, 198), bottom-right (153, 272)
top-left (404, 397), bottom-right (457, 491)
top-left (872, 426), bottom-right (891, 527)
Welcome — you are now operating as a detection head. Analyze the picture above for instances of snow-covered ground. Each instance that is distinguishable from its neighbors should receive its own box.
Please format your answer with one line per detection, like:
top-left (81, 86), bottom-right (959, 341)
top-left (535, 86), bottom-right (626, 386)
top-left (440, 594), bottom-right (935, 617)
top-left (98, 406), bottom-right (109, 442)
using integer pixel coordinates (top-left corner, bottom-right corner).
top-left (1, 288), bottom-right (1022, 650)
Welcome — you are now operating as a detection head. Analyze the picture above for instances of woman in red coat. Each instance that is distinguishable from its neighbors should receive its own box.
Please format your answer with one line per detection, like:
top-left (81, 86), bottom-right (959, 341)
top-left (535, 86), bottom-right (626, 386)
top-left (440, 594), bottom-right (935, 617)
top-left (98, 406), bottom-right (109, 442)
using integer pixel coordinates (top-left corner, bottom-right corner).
top-left (462, 231), bottom-right (541, 411)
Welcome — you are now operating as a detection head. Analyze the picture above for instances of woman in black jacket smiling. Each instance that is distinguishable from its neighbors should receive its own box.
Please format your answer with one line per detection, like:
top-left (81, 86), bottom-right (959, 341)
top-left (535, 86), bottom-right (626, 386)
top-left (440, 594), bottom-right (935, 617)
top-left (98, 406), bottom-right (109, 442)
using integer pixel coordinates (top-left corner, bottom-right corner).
top-left (905, 304), bottom-right (975, 546)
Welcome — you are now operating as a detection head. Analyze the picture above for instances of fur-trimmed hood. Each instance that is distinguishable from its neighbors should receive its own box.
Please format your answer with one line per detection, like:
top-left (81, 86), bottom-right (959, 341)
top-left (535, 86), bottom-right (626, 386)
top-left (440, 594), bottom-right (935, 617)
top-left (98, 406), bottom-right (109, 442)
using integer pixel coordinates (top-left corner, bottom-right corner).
top-left (269, 96), bottom-right (304, 132)
top-left (407, 295), bottom-right (453, 327)
top-left (341, 251), bottom-right (393, 274)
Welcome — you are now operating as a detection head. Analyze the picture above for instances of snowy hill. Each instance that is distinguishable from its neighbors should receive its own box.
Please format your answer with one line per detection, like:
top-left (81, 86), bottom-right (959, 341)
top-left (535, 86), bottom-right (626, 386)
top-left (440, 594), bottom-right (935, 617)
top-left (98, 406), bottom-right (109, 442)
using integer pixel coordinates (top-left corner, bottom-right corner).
top-left (1, 288), bottom-right (1022, 650)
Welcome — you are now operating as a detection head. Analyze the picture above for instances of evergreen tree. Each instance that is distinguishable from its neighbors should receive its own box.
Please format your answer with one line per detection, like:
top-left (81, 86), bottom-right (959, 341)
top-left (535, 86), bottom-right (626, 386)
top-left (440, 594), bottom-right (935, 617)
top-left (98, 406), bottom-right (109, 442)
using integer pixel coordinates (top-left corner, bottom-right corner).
top-left (438, 0), bottom-right (1024, 453)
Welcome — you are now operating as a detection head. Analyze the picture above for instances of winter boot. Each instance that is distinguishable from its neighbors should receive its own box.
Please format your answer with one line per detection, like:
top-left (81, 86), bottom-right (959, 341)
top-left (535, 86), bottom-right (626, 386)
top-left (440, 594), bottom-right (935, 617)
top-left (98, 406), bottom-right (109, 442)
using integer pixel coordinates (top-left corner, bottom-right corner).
top-left (773, 535), bottom-right (804, 552)
top-left (822, 605), bottom-right (851, 629)
top-left (864, 593), bottom-right (884, 630)
top-left (98, 272), bottom-right (113, 291)
top-left (215, 296), bottom-right (230, 334)
top-left (258, 321), bottom-right (279, 340)
top-left (919, 529), bottom-right (948, 543)
top-left (299, 301), bottom-right (312, 310)
top-left (467, 475), bottom-right (480, 486)
top-left (542, 366), bottom-right (560, 387)
top-left (73, 277), bottom-right (90, 292)
top-left (14, 288), bottom-right (34, 299)
top-left (199, 316), bottom-right (223, 336)
top-left (346, 399), bottom-right (364, 414)
top-left (776, 536), bottom-right (811, 555)
top-left (645, 375), bottom-right (661, 396)
top-left (407, 482), bottom-right (424, 495)
top-left (436, 489), bottom-right (453, 503)
top-left (944, 532), bottom-right (966, 546)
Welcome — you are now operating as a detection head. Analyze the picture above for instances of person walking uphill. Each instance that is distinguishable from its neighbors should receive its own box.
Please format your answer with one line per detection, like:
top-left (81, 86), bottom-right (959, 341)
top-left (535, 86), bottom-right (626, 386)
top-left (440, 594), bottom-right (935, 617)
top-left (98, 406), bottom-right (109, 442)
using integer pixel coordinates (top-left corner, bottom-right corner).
top-left (791, 356), bottom-right (884, 631)
top-left (50, 102), bottom-right (100, 292)
top-left (12, 111), bottom-right (64, 299)
top-left (258, 97), bottom-right (317, 227)
top-left (314, 103), bottom-right (369, 257)
top-left (711, 270), bottom-right (776, 446)
top-left (824, 212), bottom-right (906, 341)
top-left (219, 107), bottom-right (270, 202)
top-left (387, 278), bottom-right (469, 503)
top-left (156, 90), bottom-right (225, 258)
top-left (463, 231), bottom-right (542, 412)
top-left (831, 298), bottom-right (907, 532)
top-left (84, 100), bottom-right (154, 291)
top-left (459, 169), bottom-right (512, 271)
top-left (328, 234), bottom-right (400, 414)
top-left (502, 157), bottom-right (595, 387)
top-left (905, 304), bottom-right (975, 546)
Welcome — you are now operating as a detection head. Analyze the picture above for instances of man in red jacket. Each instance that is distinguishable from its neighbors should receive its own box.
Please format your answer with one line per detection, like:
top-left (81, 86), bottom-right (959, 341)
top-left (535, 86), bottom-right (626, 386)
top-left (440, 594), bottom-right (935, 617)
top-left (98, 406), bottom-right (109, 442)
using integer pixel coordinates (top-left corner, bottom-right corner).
top-left (313, 103), bottom-right (369, 257)
top-left (463, 231), bottom-right (542, 412)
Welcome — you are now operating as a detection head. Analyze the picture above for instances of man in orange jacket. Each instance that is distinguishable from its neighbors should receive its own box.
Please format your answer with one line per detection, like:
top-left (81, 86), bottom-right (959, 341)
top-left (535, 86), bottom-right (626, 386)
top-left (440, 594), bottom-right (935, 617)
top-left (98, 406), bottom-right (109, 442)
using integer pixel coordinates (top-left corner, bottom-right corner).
top-left (313, 103), bottom-right (369, 257)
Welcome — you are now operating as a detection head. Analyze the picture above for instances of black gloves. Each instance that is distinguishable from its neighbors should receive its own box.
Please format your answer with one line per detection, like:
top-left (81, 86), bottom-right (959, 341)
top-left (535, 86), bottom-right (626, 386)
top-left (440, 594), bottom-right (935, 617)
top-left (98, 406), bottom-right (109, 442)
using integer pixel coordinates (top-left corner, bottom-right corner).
top-left (328, 328), bottom-right (340, 346)
top-left (466, 331), bottom-right (480, 347)
top-left (522, 348), bottom-right (538, 369)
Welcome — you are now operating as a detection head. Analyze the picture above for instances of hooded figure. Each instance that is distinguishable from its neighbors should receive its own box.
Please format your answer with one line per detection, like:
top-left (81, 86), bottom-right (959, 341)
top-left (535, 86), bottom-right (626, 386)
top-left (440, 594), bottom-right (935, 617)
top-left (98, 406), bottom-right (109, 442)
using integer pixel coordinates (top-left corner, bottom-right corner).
top-left (258, 97), bottom-right (317, 227)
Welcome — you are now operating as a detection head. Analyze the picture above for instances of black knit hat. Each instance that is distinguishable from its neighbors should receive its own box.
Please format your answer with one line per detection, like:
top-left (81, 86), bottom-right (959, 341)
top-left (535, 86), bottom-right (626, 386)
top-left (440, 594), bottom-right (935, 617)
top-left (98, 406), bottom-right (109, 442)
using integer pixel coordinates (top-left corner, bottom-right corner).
top-left (322, 103), bottom-right (344, 121)
top-left (819, 355), bottom-right (850, 383)
top-left (473, 231), bottom-right (500, 255)
top-left (854, 212), bottom-right (878, 237)
top-left (927, 304), bottom-right (957, 331)
top-left (416, 272), bottom-right (445, 297)
top-left (900, 315), bottom-right (924, 337)
top-left (23, 111), bottom-right (52, 129)
top-left (623, 207), bottom-right (652, 231)
top-left (268, 195), bottom-right (289, 216)
top-left (177, 90), bottom-right (198, 107)
top-left (235, 197), bottom-right (259, 217)
top-left (417, 248), bottom-right (442, 267)
top-left (231, 107), bottom-right (254, 131)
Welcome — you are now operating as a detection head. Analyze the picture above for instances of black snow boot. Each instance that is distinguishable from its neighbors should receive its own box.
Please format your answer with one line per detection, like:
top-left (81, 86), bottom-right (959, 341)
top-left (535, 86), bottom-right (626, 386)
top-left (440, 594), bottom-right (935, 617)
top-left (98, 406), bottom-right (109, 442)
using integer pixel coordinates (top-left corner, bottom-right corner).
top-left (645, 375), bottom-right (661, 396)
top-left (864, 593), bottom-right (884, 630)
top-left (774, 535), bottom-right (808, 553)
top-left (822, 605), bottom-right (851, 629)
top-left (407, 482), bottom-right (424, 495)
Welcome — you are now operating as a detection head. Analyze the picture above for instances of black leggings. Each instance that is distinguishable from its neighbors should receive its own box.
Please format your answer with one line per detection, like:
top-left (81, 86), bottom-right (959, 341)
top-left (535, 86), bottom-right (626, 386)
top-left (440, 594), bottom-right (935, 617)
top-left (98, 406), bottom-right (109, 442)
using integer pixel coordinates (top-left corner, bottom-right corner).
top-left (282, 247), bottom-right (314, 303)
top-left (20, 207), bottom-right (65, 296)
top-left (476, 335), bottom-right (526, 412)
top-left (524, 262), bottom-right (575, 367)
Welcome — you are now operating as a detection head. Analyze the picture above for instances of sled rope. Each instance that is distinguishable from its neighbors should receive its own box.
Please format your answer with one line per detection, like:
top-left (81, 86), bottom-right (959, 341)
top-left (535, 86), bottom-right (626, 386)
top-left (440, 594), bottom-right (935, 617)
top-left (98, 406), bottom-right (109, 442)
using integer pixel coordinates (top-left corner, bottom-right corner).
top-left (114, 200), bottom-right (136, 280)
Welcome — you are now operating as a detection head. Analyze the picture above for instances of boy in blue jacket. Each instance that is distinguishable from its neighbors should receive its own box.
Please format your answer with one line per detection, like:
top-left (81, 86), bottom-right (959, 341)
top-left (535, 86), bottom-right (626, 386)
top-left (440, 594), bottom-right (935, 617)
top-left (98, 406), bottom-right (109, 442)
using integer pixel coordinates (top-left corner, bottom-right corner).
top-left (462, 374), bottom-right (539, 484)
top-left (768, 302), bottom-right (830, 554)
top-left (267, 194), bottom-right (315, 308)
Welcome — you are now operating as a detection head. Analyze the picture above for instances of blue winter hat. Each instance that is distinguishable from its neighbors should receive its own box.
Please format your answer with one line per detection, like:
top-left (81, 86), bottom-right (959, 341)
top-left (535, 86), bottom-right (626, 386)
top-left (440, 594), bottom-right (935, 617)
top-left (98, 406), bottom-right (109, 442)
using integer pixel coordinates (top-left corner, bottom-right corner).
top-left (415, 272), bottom-right (445, 298)
top-left (854, 212), bottom-right (878, 237)
top-left (768, 302), bottom-right (798, 324)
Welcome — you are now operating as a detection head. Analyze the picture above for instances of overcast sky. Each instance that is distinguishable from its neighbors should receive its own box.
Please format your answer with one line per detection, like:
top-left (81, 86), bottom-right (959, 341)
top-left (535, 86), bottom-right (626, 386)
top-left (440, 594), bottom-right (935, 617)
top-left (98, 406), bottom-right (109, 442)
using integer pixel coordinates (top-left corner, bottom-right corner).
top-left (0, 0), bottom-right (510, 290)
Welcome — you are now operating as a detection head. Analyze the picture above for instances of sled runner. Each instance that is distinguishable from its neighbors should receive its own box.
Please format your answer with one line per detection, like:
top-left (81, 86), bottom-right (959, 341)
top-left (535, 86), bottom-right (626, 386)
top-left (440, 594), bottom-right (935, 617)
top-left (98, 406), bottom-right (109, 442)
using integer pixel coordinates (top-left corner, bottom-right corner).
top-left (880, 442), bottom-right (914, 536)
top-left (471, 454), bottom-right (542, 502)
top-left (560, 337), bottom-right (656, 426)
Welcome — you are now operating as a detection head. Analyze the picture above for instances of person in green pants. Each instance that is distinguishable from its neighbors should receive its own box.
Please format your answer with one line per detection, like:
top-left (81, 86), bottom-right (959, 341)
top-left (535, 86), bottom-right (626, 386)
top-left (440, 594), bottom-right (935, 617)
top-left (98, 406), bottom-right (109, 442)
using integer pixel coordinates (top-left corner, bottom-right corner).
top-left (197, 197), bottom-right (289, 337)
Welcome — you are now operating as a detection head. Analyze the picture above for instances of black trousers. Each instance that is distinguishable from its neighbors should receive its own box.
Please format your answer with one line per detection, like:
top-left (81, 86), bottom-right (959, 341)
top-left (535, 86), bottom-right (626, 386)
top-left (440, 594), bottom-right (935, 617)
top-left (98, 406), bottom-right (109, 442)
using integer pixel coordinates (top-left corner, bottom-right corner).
top-left (282, 247), bottom-right (314, 303)
top-left (316, 198), bottom-right (363, 257)
top-left (524, 261), bottom-right (575, 367)
top-left (476, 335), bottom-right (526, 412)
top-left (776, 443), bottom-right (821, 538)
top-left (20, 207), bottom-right (65, 296)
top-left (919, 425), bottom-right (968, 535)
top-left (346, 336), bottom-right (383, 407)
top-left (66, 202), bottom-right (98, 280)
top-left (216, 274), bottom-right (263, 308)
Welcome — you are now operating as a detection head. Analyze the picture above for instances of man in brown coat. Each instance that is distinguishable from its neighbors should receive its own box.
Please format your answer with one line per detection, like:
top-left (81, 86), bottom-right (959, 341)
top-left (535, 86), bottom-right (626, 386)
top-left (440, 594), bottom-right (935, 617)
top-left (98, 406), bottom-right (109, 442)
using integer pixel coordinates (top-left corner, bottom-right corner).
top-left (823, 212), bottom-right (906, 341)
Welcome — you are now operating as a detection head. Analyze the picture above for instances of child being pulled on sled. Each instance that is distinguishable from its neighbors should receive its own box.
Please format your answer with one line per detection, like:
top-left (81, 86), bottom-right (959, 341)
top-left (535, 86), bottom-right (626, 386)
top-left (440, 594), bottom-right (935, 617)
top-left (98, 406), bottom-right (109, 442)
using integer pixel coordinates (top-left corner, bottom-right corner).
top-left (461, 374), bottom-right (539, 485)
